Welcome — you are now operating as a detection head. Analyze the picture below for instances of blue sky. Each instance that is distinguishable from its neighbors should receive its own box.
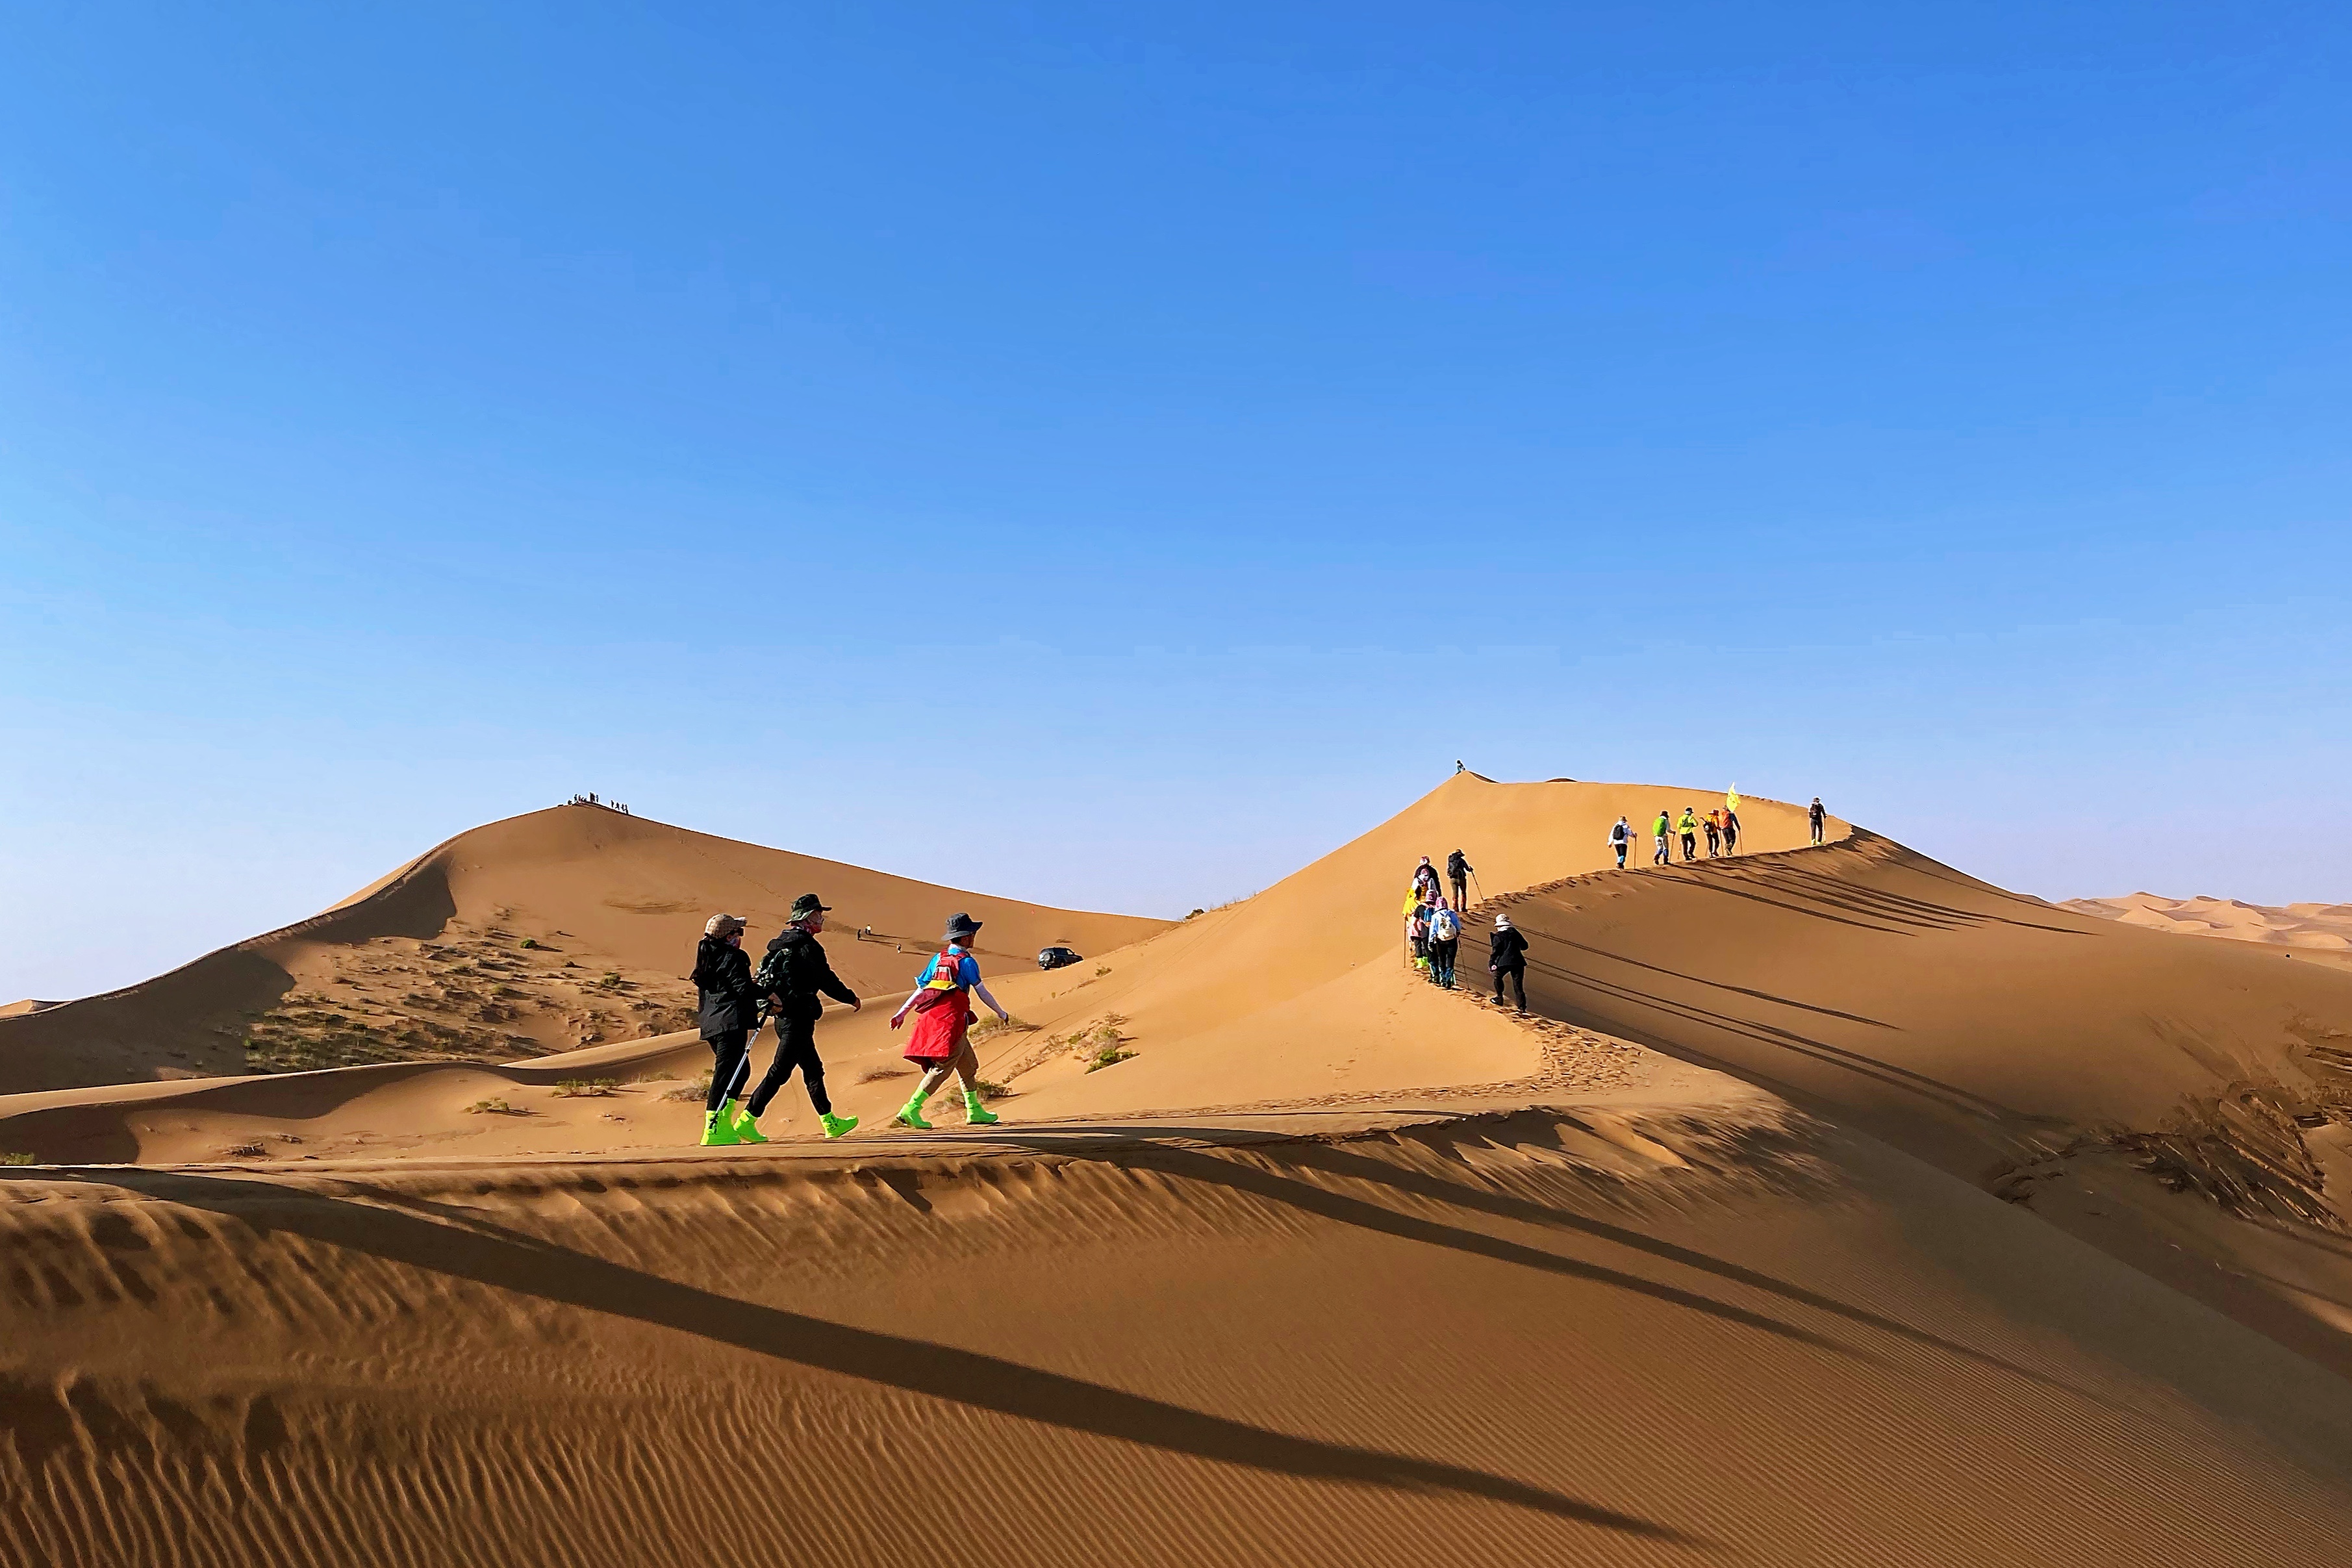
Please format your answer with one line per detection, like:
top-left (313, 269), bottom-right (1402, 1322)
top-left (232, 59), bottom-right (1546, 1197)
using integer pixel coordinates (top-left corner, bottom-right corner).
top-left (4, 2), bottom-right (2347, 1000)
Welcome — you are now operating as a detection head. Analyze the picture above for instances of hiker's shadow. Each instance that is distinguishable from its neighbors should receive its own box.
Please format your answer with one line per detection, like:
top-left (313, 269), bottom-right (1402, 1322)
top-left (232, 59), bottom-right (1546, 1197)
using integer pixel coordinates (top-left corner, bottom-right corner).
top-left (66, 1167), bottom-right (1691, 1546)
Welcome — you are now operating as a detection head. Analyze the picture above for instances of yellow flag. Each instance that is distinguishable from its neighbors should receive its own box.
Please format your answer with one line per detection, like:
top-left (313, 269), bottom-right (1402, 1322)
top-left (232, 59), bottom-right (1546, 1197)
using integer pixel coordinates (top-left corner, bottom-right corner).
top-left (1728, 784), bottom-right (1740, 811)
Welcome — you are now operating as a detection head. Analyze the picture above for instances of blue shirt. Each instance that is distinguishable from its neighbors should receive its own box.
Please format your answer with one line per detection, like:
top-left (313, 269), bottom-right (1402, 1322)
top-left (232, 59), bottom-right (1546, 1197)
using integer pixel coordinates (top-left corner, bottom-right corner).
top-left (918, 949), bottom-right (981, 990)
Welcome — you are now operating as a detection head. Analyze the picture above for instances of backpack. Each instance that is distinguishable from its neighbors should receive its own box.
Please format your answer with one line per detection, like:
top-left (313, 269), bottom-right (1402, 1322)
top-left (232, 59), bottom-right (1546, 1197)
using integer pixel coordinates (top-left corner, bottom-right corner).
top-left (1431, 909), bottom-right (1460, 942)
top-left (753, 937), bottom-right (791, 994)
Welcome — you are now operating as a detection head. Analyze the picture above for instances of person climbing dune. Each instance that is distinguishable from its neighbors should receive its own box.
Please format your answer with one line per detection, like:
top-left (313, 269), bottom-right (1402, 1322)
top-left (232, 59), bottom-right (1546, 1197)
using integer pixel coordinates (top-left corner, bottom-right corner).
top-left (1652, 808), bottom-right (1671, 866)
top-left (1722, 805), bottom-right (1741, 855)
top-left (1489, 915), bottom-right (1530, 1013)
top-left (1809, 796), bottom-right (1826, 844)
top-left (690, 913), bottom-right (764, 1147)
top-left (888, 913), bottom-right (1010, 1130)
top-left (1703, 811), bottom-right (1722, 858)
top-left (1677, 807), bottom-right (1699, 863)
top-left (1610, 815), bottom-right (1631, 870)
top-left (1413, 855), bottom-right (1443, 904)
top-left (1426, 899), bottom-right (1460, 988)
top-left (1446, 849), bottom-right (1473, 911)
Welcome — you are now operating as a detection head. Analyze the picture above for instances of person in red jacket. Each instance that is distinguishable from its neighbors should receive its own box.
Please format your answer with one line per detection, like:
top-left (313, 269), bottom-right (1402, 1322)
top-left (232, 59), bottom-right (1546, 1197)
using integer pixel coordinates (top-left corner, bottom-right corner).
top-left (888, 912), bottom-right (1011, 1130)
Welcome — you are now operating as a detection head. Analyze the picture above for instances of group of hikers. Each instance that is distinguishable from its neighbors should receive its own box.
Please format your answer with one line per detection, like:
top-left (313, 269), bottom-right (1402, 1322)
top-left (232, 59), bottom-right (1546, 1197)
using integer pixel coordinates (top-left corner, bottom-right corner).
top-left (689, 896), bottom-right (1011, 1146)
top-left (694, 794), bottom-right (1839, 1148)
top-left (1403, 852), bottom-right (1530, 1013)
top-left (1405, 794), bottom-right (1832, 1017)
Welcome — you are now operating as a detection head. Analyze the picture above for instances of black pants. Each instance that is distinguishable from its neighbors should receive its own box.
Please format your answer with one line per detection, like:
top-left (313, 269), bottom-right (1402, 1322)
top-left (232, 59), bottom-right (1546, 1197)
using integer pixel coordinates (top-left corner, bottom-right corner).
top-left (1613, 841), bottom-right (1627, 868)
top-left (1810, 820), bottom-right (1823, 844)
top-left (1494, 965), bottom-right (1526, 1011)
top-left (1449, 875), bottom-right (1468, 909)
top-left (750, 1012), bottom-right (831, 1117)
top-left (705, 1028), bottom-right (752, 1113)
top-left (1680, 832), bottom-right (1695, 861)
top-left (1724, 829), bottom-right (1738, 855)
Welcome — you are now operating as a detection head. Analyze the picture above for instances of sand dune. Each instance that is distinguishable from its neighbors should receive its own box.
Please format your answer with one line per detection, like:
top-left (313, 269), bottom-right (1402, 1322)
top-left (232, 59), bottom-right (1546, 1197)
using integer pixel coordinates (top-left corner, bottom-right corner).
top-left (0, 802), bottom-right (1167, 1095)
top-left (2064, 890), bottom-right (2352, 959)
top-left (1489, 831), bottom-right (2352, 1373)
top-left (9, 1107), bottom-right (2352, 1567)
top-left (7, 776), bottom-right (2352, 1565)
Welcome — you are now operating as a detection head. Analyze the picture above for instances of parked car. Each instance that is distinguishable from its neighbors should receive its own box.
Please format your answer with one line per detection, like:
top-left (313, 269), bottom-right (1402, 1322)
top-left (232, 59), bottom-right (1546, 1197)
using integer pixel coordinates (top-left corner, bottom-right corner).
top-left (1036, 946), bottom-right (1084, 972)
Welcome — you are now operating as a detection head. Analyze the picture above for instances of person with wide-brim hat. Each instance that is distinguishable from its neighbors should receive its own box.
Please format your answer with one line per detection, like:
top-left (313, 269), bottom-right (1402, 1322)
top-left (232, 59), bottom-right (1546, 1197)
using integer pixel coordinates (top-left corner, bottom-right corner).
top-left (887, 912), bottom-right (1009, 1130)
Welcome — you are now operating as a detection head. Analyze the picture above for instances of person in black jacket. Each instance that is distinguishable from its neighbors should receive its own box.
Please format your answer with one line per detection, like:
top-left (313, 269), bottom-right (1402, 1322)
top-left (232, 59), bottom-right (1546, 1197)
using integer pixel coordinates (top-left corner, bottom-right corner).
top-left (692, 913), bottom-right (765, 1146)
top-left (744, 892), bottom-right (862, 1141)
top-left (1446, 849), bottom-right (1473, 911)
top-left (1488, 914), bottom-right (1530, 1013)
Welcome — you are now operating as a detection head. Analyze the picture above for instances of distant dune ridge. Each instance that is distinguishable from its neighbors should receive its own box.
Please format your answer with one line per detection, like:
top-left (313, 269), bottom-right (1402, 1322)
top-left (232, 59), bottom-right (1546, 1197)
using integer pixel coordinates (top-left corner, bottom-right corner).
top-left (2062, 890), bottom-right (2352, 952)
top-left (6, 776), bottom-right (2352, 1567)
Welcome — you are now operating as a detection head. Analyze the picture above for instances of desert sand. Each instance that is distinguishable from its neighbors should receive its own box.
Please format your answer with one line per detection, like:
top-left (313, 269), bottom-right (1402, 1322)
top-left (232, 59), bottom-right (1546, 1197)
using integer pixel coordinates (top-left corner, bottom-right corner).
top-left (5, 777), bottom-right (2352, 1566)
top-left (2065, 890), bottom-right (2352, 968)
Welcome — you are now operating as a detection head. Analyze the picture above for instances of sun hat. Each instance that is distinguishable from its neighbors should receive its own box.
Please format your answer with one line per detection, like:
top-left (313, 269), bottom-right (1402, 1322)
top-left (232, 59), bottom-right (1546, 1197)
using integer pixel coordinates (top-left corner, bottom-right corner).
top-left (1494, 915), bottom-right (1511, 929)
top-left (788, 893), bottom-right (831, 921)
top-left (705, 913), bottom-right (746, 938)
top-left (943, 912), bottom-right (982, 942)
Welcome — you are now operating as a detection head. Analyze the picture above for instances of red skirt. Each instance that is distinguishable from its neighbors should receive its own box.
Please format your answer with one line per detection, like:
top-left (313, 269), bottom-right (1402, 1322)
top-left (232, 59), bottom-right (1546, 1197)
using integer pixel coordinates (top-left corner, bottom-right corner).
top-left (903, 989), bottom-right (971, 1064)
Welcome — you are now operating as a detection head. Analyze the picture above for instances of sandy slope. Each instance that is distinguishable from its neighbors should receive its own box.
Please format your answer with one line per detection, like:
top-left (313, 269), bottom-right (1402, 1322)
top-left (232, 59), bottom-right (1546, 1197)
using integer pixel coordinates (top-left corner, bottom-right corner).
top-left (1489, 832), bottom-right (2352, 1373)
top-left (8, 1106), bottom-right (2352, 1568)
top-left (8, 776), bottom-right (2352, 1565)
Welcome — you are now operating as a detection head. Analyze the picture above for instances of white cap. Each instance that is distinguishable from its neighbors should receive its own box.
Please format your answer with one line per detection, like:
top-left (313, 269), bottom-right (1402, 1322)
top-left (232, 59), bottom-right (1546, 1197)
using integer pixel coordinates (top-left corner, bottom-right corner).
top-left (1494, 915), bottom-right (1511, 929)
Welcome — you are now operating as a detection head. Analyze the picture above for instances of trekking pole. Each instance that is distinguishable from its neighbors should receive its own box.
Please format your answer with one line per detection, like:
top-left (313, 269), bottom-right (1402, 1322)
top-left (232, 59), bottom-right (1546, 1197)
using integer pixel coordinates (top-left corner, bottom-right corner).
top-left (1470, 870), bottom-right (1485, 905)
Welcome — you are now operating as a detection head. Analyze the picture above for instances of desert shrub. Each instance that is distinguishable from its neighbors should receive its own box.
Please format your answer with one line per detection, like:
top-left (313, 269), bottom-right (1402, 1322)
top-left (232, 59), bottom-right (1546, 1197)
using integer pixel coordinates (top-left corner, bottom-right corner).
top-left (1083, 1046), bottom-right (1136, 1074)
top-left (552, 1078), bottom-right (619, 1098)
top-left (465, 1097), bottom-right (522, 1115)
top-left (1093, 965), bottom-right (1111, 978)
top-left (660, 1074), bottom-right (713, 1104)
top-left (223, 1141), bottom-right (268, 1157)
top-left (968, 1013), bottom-right (1036, 1042)
top-left (858, 1064), bottom-right (913, 1083)
top-left (0, 1152), bottom-right (36, 1166)
top-left (518, 938), bottom-right (542, 950)
top-left (973, 1079), bottom-right (1014, 1100)
top-left (599, 972), bottom-right (624, 989)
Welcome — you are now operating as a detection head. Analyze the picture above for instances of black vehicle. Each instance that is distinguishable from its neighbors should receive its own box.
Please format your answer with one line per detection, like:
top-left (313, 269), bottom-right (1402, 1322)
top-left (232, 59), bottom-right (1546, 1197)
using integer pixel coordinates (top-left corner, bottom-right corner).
top-left (1037, 946), bottom-right (1084, 972)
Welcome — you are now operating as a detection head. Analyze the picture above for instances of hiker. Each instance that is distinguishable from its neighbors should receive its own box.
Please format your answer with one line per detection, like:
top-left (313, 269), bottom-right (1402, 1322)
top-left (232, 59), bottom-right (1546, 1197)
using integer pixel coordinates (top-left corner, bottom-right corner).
top-left (1610, 815), bottom-right (1631, 869)
top-left (1407, 898), bottom-right (1434, 974)
top-left (1676, 807), bottom-right (1699, 862)
top-left (741, 894), bottom-right (861, 1142)
top-left (1652, 808), bottom-right (1671, 866)
top-left (1446, 849), bottom-right (1473, 910)
top-left (1722, 805), bottom-right (1741, 855)
top-left (888, 913), bottom-right (1011, 1130)
top-left (1413, 855), bottom-right (1443, 903)
top-left (1809, 797), bottom-right (1826, 844)
top-left (690, 914), bottom-right (766, 1147)
top-left (1426, 899), bottom-right (1461, 988)
top-left (1489, 915), bottom-right (1530, 1013)
top-left (1703, 811), bottom-right (1722, 858)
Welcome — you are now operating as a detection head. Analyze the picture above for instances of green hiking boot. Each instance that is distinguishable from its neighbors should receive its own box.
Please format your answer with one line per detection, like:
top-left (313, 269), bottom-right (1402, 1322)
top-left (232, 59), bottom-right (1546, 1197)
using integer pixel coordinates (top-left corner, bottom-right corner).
top-left (728, 1099), bottom-right (770, 1144)
top-left (893, 1096), bottom-right (933, 1132)
top-left (963, 1092), bottom-right (1000, 1127)
top-left (818, 1111), bottom-right (859, 1139)
top-left (700, 1110), bottom-right (742, 1147)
